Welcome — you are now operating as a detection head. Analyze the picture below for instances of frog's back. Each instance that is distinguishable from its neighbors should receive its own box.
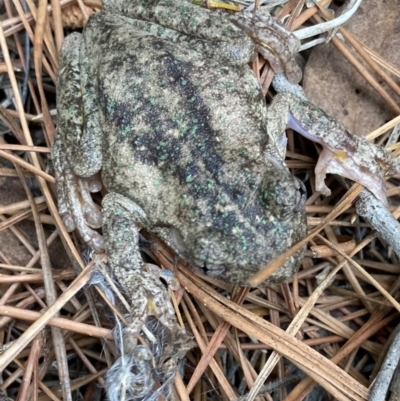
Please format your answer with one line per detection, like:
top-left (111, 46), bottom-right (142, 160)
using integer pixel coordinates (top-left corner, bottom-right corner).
top-left (92, 14), bottom-right (271, 226)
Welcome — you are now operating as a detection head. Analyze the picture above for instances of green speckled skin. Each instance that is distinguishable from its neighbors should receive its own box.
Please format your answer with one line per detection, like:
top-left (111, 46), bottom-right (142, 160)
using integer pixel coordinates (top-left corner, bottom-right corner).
top-left (53, 0), bottom-right (306, 288)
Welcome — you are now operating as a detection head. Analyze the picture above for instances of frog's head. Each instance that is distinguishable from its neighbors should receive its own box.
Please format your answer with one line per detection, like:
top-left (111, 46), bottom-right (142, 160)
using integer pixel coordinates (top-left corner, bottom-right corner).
top-left (169, 172), bottom-right (306, 285)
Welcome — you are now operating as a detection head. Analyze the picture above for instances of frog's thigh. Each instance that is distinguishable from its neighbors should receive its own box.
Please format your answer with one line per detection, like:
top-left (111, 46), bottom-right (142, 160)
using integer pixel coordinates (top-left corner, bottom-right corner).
top-left (57, 33), bottom-right (102, 178)
top-left (52, 135), bottom-right (75, 231)
top-left (52, 135), bottom-right (104, 249)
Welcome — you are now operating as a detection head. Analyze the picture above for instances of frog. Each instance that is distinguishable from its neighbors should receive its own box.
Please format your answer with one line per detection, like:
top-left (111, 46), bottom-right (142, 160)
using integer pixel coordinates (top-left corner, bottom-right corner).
top-left (53, 0), bottom-right (308, 327)
top-left (52, 5), bottom-right (310, 395)
top-left (52, 0), bottom-right (400, 393)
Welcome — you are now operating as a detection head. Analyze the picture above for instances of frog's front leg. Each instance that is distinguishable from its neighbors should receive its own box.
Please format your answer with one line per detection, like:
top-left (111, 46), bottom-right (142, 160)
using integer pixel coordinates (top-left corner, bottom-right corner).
top-left (102, 193), bottom-right (179, 353)
top-left (53, 32), bottom-right (104, 249)
top-left (267, 92), bottom-right (391, 205)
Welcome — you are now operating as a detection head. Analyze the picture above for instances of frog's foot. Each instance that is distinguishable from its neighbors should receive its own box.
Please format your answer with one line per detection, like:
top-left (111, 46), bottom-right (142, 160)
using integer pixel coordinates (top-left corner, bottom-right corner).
top-left (52, 135), bottom-right (104, 250)
top-left (268, 92), bottom-right (395, 205)
top-left (124, 268), bottom-right (180, 353)
top-left (143, 320), bottom-right (193, 388)
top-left (121, 267), bottom-right (178, 352)
top-left (102, 193), bottom-right (180, 353)
top-left (312, 144), bottom-right (387, 204)
top-left (106, 325), bottom-right (192, 401)
top-left (287, 105), bottom-right (391, 205)
top-left (231, 10), bottom-right (302, 83)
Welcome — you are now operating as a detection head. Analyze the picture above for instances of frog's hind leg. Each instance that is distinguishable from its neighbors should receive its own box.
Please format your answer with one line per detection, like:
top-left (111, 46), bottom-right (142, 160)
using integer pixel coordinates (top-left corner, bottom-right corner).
top-left (270, 92), bottom-right (390, 205)
top-left (102, 194), bottom-right (189, 401)
top-left (54, 33), bottom-right (105, 249)
top-left (57, 32), bottom-right (103, 177)
top-left (102, 193), bottom-right (179, 353)
top-left (52, 135), bottom-right (104, 250)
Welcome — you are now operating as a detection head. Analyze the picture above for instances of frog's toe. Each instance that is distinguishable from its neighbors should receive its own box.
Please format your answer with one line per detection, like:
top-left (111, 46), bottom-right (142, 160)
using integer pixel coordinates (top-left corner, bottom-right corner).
top-left (284, 59), bottom-right (303, 84)
top-left (85, 174), bottom-right (102, 193)
top-left (57, 196), bottom-right (75, 231)
top-left (82, 207), bottom-right (103, 229)
top-left (315, 177), bottom-right (332, 198)
top-left (61, 173), bottom-right (105, 251)
top-left (86, 232), bottom-right (104, 252)
top-left (78, 178), bottom-right (103, 229)
top-left (257, 39), bottom-right (302, 83)
top-left (53, 141), bottom-right (105, 250)
top-left (246, 13), bottom-right (301, 83)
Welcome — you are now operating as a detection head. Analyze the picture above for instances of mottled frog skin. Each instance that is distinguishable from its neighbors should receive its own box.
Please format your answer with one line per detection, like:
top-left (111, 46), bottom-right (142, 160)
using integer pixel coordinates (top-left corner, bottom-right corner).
top-left (53, 0), bottom-right (307, 290)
